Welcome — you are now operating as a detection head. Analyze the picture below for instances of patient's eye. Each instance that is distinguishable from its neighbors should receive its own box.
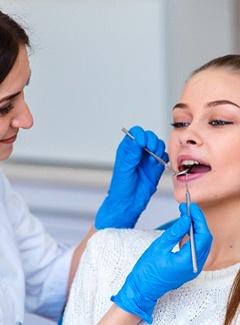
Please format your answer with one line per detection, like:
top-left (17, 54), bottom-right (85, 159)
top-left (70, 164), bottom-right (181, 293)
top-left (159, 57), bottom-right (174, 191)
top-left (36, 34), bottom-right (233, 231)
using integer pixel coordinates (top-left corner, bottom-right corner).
top-left (209, 119), bottom-right (233, 126)
top-left (171, 122), bottom-right (190, 128)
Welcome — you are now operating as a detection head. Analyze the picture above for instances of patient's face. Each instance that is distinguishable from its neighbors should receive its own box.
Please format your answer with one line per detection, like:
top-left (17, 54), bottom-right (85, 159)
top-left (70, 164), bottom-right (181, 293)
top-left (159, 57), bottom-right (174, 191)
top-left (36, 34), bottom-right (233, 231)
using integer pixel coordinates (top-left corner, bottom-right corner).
top-left (168, 68), bottom-right (240, 207)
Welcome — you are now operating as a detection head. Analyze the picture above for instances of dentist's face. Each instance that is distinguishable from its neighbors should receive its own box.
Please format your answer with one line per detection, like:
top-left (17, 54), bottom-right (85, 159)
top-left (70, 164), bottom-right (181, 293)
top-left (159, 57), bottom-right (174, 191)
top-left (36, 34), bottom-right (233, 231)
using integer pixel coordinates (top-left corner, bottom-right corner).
top-left (168, 68), bottom-right (240, 207)
top-left (0, 45), bottom-right (33, 161)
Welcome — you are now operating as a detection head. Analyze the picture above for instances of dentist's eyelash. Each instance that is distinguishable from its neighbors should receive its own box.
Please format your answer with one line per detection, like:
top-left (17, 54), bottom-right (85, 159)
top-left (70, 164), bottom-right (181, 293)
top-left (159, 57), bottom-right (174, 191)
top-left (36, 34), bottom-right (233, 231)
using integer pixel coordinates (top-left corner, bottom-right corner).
top-left (0, 103), bottom-right (14, 117)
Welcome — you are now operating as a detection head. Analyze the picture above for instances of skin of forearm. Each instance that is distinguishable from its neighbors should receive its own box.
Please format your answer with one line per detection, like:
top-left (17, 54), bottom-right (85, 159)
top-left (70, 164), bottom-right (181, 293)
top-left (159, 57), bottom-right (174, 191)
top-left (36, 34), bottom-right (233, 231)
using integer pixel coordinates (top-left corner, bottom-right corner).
top-left (67, 224), bottom-right (97, 296)
top-left (97, 304), bottom-right (141, 325)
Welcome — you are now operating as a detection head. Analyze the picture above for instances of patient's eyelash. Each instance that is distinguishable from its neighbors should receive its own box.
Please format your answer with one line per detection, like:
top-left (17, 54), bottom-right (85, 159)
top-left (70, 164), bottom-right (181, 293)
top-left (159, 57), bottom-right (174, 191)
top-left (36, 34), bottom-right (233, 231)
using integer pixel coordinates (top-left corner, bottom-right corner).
top-left (209, 119), bottom-right (233, 126)
top-left (171, 122), bottom-right (189, 128)
top-left (0, 103), bottom-right (14, 117)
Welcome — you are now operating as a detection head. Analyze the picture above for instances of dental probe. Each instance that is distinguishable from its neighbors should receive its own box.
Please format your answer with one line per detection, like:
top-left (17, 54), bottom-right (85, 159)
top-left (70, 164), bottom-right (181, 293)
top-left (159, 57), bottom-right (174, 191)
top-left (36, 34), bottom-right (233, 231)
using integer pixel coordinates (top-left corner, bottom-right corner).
top-left (122, 128), bottom-right (189, 177)
top-left (186, 174), bottom-right (198, 273)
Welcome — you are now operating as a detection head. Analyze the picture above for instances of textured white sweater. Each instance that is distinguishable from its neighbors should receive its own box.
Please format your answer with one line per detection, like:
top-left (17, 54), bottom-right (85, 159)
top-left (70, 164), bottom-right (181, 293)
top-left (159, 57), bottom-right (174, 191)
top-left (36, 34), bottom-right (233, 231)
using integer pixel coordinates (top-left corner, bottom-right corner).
top-left (63, 229), bottom-right (240, 325)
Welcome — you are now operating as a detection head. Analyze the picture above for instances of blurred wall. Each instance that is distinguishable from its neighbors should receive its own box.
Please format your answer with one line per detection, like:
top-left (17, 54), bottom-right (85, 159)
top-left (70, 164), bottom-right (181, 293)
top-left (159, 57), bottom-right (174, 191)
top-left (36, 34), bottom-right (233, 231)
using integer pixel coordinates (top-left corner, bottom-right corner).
top-left (0, 0), bottom-right (238, 167)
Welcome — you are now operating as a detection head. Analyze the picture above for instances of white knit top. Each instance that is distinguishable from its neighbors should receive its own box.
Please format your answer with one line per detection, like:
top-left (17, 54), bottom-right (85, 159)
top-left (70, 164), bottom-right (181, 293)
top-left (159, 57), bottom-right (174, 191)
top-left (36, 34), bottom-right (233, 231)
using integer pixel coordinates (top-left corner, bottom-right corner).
top-left (63, 229), bottom-right (240, 325)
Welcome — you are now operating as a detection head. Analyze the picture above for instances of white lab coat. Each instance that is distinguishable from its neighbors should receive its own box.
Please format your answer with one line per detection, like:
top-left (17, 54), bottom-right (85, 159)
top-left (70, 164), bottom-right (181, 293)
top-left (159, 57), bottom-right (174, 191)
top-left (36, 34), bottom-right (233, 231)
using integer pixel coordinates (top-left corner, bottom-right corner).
top-left (0, 169), bottom-right (74, 325)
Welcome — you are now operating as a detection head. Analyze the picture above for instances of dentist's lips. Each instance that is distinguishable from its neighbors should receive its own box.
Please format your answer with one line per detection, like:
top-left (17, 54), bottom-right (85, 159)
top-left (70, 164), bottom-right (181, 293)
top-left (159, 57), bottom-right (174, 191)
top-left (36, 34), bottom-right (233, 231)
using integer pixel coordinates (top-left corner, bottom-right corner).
top-left (0, 134), bottom-right (17, 144)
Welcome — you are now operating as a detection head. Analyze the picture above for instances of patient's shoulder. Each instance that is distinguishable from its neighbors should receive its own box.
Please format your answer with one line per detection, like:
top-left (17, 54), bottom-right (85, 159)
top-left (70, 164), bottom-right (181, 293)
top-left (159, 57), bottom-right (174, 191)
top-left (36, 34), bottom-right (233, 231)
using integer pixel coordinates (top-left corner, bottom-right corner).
top-left (88, 228), bottom-right (163, 256)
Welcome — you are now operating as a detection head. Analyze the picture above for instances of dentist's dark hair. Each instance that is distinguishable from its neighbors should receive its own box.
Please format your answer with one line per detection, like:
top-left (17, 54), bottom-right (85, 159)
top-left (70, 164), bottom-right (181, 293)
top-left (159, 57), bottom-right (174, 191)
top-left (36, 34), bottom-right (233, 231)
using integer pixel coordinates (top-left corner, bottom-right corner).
top-left (191, 54), bottom-right (240, 325)
top-left (0, 10), bottom-right (30, 83)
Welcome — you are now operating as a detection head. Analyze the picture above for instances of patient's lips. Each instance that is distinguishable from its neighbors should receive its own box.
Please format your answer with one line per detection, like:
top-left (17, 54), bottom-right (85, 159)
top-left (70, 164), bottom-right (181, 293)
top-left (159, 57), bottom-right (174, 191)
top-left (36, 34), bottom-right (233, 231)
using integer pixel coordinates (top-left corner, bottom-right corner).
top-left (176, 156), bottom-right (211, 181)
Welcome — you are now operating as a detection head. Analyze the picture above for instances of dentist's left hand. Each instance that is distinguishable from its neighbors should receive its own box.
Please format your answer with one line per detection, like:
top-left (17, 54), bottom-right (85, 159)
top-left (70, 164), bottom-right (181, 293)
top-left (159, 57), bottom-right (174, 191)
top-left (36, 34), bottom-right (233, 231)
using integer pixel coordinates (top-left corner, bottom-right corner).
top-left (111, 203), bottom-right (212, 324)
top-left (95, 126), bottom-right (168, 229)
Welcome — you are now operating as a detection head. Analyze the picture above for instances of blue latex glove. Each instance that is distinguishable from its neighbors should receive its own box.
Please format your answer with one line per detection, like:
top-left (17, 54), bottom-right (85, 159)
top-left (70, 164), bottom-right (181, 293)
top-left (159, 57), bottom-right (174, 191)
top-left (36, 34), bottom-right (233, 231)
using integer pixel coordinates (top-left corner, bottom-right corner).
top-left (95, 126), bottom-right (168, 229)
top-left (111, 203), bottom-right (213, 324)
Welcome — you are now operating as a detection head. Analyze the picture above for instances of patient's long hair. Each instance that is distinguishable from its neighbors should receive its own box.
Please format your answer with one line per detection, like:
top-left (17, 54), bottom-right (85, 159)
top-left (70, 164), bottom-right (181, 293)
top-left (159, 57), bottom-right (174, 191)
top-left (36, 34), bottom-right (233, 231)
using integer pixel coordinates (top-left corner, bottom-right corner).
top-left (191, 54), bottom-right (240, 325)
top-left (224, 271), bottom-right (240, 325)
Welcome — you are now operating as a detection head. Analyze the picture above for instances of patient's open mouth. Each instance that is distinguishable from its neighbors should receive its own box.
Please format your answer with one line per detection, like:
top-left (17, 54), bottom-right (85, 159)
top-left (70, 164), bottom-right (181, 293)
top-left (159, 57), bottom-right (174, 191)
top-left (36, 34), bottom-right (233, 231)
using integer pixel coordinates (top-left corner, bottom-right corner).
top-left (179, 159), bottom-right (211, 174)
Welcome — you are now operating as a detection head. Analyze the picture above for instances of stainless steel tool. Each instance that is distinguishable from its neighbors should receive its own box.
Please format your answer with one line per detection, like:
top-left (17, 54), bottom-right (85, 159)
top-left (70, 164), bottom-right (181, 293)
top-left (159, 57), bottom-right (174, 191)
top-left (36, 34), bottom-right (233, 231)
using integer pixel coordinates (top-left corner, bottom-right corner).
top-left (122, 127), bottom-right (197, 273)
top-left (185, 174), bottom-right (198, 273)
top-left (122, 127), bottom-right (189, 176)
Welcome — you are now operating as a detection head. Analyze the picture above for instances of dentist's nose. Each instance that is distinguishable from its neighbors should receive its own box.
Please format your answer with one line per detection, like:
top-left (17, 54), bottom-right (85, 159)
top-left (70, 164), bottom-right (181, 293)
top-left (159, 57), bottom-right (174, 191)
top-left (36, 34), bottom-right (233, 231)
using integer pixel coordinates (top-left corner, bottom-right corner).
top-left (11, 101), bottom-right (34, 129)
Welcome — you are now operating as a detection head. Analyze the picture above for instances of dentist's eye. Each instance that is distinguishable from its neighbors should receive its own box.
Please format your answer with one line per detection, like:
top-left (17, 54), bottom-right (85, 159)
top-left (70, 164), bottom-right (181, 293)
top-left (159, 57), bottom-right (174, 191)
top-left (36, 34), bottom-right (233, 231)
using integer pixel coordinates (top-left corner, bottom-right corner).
top-left (209, 120), bottom-right (233, 126)
top-left (171, 122), bottom-right (190, 128)
top-left (0, 103), bottom-right (14, 117)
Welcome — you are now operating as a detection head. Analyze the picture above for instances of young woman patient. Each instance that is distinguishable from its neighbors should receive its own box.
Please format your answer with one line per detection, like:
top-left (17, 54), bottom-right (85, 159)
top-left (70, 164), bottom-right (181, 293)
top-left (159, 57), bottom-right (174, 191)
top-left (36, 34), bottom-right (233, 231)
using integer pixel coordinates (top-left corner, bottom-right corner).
top-left (63, 55), bottom-right (240, 325)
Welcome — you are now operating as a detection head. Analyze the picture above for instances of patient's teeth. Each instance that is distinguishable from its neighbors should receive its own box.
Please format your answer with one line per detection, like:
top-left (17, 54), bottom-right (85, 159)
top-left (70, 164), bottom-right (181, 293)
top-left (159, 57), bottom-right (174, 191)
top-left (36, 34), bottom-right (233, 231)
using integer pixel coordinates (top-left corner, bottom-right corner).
top-left (182, 160), bottom-right (199, 166)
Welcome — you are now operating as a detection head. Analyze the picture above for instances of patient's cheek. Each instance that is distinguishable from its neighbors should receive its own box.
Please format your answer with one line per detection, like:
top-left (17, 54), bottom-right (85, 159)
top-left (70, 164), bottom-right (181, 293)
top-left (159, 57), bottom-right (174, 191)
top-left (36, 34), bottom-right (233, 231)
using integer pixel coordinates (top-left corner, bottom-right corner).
top-left (173, 188), bottom-right (185, 204)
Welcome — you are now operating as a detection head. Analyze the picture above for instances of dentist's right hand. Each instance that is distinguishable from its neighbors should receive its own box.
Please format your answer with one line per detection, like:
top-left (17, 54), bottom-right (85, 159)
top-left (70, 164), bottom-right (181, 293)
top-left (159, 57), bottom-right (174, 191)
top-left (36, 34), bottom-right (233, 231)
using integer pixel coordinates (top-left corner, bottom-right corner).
top-left (111, 203), bottom-right (213, 324)
top-left (95, 125), bottom-right (168, 230)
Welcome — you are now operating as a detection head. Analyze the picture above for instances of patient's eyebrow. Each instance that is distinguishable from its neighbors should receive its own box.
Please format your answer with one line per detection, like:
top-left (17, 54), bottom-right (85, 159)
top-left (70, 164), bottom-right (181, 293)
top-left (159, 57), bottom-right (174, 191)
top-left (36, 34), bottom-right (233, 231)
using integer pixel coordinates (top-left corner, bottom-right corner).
top-left (172, 103), bottom-right (187, 110)
top-left (172, 100), bottom-right (240, 110)
top-left (206, 100), bottom-right (240, 109)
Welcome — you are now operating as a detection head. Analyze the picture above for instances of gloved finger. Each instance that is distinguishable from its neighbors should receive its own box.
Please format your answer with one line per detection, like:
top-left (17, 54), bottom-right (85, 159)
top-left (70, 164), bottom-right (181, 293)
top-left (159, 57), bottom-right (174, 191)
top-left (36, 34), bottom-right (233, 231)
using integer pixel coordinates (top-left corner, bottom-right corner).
top-left (177, 202), bottom-right (212, 271)
top-left (122, 126), bottom-right (169, 170)
top-left (189, 203), bottom-right (213, 260)
top-left (129, 126), bottom-right (167, 163)
top-left (157, 214), bottom-right (191, 254)
top-left (180, 201), bottom-right (212, 249)
top-left (144, 130), bottom-right (168, 166)
top-left (179, 234), bottom-right (211, 273)
top-left (179, 202), bottom-right (187, 215)
top-left (190, 203), bottom-right (211, 235)
top-left (115, 126), bottom-right (145, 168)
top-left (178, 202), bottom-right (190, 236)
top-left (161, 151), bottom-right (169, 164)
top-left (129, 125), bottom-right (147, 148)
top-left (180, 202), bottom-right (211, 238)
top-left (145, 130), bottom-right (161, 152)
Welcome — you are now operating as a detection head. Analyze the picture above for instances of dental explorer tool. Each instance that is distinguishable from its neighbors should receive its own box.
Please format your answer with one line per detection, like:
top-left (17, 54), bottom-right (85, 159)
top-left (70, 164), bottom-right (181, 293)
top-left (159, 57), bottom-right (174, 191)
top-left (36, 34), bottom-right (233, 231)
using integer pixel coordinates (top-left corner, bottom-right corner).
top-left (122, 127), bottom-right (197, 272)
top-left (122, 127), bottom-right (190, 177)
top-left (186, 173), bottom-right (198, 273)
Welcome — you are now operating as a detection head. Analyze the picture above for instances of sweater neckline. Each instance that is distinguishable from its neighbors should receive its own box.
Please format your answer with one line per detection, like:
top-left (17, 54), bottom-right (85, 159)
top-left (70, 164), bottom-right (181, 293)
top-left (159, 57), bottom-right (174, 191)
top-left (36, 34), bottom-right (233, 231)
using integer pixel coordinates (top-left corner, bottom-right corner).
top-left (200, 262), bottom-right (240, 278)
top-left (186, 262), bottom-right (240, 289)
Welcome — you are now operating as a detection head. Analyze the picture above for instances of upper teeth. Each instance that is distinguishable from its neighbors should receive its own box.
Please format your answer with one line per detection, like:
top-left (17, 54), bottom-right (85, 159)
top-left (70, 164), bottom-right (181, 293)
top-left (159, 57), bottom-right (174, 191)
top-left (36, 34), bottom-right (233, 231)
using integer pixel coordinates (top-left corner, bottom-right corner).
top-left (182, 160), bottom-right (199, 166)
